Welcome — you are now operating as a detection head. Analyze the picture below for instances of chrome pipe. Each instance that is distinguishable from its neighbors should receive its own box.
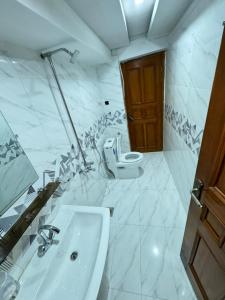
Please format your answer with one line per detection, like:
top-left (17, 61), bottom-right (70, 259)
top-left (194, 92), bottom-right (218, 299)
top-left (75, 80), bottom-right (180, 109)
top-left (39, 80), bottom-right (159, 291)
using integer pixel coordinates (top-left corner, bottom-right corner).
top-left (44, 55), bottom-right (88, 167)
top-left (41, 48), bottom-right (73, 59)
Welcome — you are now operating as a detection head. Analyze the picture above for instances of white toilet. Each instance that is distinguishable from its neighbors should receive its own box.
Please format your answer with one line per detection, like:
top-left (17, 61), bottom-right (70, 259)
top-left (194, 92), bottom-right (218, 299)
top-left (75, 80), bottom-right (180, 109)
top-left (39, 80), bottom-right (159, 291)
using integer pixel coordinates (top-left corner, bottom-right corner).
top-left (103, 134), bottom-right (143, 179)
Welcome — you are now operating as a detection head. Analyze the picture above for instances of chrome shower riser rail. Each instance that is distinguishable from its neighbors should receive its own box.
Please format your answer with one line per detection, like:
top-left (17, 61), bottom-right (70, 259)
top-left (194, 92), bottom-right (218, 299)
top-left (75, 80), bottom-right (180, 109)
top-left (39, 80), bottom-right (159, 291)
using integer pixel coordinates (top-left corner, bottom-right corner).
top-left (46, 56), bottom-right (88, 167)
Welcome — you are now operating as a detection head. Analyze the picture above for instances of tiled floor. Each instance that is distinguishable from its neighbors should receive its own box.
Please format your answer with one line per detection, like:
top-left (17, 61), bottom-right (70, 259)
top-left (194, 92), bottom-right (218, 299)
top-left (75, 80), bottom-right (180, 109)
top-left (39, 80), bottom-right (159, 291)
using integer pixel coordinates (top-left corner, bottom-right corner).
top-left (99, 152), bottom-right (196, 300)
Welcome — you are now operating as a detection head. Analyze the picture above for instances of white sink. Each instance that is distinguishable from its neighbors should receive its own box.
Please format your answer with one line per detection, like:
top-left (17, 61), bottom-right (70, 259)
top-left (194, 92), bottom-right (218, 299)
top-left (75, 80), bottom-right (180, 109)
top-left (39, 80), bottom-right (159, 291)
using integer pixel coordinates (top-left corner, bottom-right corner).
top-left (17, 205), bottom-right (110, 300)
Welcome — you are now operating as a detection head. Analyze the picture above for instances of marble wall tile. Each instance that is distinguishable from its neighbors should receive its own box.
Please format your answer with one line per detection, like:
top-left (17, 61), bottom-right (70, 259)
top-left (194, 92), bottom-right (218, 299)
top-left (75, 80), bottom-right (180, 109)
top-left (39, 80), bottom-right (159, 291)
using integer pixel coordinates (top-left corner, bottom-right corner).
top-left (97, 57), bottom-right (130, 152)
top-left (164, 0), bottom-right (225, 212)
top-left (0, 48), bottom-right (111, 277)
top-left (164, 120), bottom-right (198, 212)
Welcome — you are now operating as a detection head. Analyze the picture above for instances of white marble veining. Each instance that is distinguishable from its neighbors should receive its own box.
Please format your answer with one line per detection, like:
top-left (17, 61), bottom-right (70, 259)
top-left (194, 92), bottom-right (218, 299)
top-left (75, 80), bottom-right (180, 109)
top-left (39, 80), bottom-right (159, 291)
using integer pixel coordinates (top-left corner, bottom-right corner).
top-left (164, 0), bottom-right (225, 212)
top-left (0, 48), bottom-right (108, 203)
top-left (0, 47), bottom-right (109, 278)
top-left (97, 57), bottom-right (130, 152)
top-left (98, 152), bottom-right (196, 300)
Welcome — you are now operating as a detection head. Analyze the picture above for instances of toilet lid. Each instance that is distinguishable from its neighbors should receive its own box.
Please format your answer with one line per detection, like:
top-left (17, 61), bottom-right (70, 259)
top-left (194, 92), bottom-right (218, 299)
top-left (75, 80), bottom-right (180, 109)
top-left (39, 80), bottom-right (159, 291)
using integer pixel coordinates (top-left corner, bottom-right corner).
top-left (119, 152), bottom-right (143, 163)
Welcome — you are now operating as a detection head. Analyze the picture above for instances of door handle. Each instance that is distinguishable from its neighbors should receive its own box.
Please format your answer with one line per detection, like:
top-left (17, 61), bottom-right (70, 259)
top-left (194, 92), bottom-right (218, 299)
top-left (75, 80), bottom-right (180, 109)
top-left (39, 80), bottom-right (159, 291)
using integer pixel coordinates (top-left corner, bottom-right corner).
top-left (190, 190), bottom-right (203, 208)
top-left (190, 178), bottom-right (204, 208)
top-left (127, 114), bottom-right (134, 121)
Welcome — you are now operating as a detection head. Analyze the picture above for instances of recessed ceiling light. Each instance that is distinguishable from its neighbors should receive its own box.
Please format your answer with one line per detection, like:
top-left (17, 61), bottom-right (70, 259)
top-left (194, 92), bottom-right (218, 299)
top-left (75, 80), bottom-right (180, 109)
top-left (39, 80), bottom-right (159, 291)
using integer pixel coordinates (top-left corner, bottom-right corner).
top-left (134, 0), bottom-right (144, 5)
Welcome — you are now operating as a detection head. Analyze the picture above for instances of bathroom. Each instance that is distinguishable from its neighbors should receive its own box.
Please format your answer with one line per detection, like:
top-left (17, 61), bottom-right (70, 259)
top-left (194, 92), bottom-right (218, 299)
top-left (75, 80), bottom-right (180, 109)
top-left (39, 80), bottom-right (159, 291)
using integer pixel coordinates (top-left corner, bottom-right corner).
top-left (0, 0), bottom-right (225, 299)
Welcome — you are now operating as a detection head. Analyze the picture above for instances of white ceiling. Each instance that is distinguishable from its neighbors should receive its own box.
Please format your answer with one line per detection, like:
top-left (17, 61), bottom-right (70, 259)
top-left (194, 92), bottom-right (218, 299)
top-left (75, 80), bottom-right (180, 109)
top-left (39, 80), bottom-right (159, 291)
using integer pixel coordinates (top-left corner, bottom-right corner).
top-left (65, 0), bottom-right (130, 50)
top-left (0, 0), bottom-right (111, 64)
top-left (121, 0), bottom-right (155, 38)
top-left (148, 0), bottom-right (193, 38)
top-left (0, 0), bottom-right (194, 63)
top-left (0, 0), bottom-right (71, 51)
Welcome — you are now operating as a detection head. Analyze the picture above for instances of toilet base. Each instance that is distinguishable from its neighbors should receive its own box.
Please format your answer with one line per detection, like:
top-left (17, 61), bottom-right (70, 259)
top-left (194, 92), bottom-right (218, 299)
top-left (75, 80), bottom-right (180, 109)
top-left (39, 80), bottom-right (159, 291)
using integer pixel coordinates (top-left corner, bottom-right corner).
top-left (116, 166), bottom-right (142, 179)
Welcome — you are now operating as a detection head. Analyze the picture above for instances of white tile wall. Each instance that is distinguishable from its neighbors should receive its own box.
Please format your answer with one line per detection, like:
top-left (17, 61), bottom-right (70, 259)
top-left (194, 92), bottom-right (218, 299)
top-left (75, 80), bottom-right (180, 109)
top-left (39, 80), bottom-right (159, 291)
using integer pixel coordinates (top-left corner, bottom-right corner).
top-left (97, 57), bottom-right (130, 152)
top-left (0, 49), bottom-right (109, 276)
top-left (164, 0), bottom-right (225, 212)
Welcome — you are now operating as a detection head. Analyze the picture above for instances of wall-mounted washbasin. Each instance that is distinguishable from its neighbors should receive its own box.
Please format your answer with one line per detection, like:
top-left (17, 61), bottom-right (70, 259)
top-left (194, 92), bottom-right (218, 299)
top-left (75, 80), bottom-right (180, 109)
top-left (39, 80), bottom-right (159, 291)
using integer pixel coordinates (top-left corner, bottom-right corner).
top-left (16, 205), bottom-right (110, 300)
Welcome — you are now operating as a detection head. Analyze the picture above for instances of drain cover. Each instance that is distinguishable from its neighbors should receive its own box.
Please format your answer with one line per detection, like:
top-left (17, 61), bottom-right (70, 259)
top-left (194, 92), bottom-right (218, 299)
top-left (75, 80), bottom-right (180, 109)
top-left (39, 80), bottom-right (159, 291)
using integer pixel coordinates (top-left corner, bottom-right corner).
top-left (70, 251), bottom-right (78, 261)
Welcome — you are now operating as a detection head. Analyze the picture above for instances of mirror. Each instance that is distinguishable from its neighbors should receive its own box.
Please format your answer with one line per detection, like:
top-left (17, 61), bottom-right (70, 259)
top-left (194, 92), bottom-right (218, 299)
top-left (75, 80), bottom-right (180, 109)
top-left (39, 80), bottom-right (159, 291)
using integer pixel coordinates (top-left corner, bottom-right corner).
top-left (0, 111), bottom-right (38, 216)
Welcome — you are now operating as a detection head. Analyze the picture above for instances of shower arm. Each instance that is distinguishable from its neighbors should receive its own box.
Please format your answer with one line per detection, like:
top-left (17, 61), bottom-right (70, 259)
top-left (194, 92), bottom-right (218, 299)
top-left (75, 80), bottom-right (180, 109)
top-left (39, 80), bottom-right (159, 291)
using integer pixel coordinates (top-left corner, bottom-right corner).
top-left (45, 55), bottom-right (88, 167)
top-left (40, 48), bottom-right (73, 59)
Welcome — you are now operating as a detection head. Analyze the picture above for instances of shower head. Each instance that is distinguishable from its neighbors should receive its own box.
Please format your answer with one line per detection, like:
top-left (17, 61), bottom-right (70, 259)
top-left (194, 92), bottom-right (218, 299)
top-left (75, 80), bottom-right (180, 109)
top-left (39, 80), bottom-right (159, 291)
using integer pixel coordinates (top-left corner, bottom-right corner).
top-left (69, 49), bottom-right (80, 64)
top-left (40, 48), bottom-right (79, 64)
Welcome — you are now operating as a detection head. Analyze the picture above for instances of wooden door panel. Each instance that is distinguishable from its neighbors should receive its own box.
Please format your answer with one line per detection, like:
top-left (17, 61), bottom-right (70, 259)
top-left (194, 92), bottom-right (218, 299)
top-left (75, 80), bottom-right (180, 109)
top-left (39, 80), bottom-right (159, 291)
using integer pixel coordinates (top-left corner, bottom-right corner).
top-left (190, 235), bottom-right (225, 300)
top-left (143, 65), bottom-right (156, 101)
top-left (121, 52), bottom-right (164, 152)
top-left (202, 190), bottom-right (225, 250)
top-left (215, 157), bottom-right (225, 195)
top-left (127, 68), bottom-right (142, 104)
top-left (145, 122), bottom-right (158, 150)
top-left (131, 103), bottom-right (157, 120)
top-left (129, 123), bottom-right (145, 151)
top-left (181, 28), bottom-right (225, 300)
top-left (204, 210), bottom-right (225, 245)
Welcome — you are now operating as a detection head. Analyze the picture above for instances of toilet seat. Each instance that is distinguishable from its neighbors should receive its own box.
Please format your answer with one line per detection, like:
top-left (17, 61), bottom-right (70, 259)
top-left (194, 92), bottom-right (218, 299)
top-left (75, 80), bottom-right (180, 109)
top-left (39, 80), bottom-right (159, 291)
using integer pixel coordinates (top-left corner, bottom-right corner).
top-left (104, 135), bottom-right (144, 179)
top-left (119, 152), bottom-right (143, 163)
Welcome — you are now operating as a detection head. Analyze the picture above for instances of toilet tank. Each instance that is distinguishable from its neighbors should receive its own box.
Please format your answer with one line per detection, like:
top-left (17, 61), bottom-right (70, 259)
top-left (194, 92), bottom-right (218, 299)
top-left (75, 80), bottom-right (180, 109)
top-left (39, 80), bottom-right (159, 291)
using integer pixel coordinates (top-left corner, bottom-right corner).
top-left (103, 138), bottom-right (117, 165)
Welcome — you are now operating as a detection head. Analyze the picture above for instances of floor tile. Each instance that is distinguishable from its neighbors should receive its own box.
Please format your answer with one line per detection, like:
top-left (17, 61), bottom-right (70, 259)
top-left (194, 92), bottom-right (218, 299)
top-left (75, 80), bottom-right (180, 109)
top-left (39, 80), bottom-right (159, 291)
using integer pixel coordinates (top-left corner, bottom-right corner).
top-left (165, 228), bottom-right (197, 300)
top-left (139, 190), bottom-right (161, 226)
top-left (140, 226), bottom-right (177, 300)
top-left (101, 151), bottom-right (196, 300)
top-left (136, 154), bottom-right (171, 190)
top-left (141, 296), bottom-right (163, 300)
top-left (110, 225), bottom-right (141, 294)
top-left (108, 289), bottom-right (141, 300)
top-left (103, 224), bottom-right (119, 287)
top-left (104, 183), bottom-right (140, 225)
top-left (140, 225), bottom-right (196, 300)
top-left (139, 189), bottom-right (186, 228)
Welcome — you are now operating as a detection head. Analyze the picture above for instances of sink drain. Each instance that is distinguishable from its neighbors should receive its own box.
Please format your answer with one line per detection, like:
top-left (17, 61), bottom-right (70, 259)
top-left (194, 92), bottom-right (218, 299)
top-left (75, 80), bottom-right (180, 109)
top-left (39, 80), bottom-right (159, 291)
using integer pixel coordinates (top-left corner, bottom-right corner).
top-left (70, 251), bottom-right (78, 261)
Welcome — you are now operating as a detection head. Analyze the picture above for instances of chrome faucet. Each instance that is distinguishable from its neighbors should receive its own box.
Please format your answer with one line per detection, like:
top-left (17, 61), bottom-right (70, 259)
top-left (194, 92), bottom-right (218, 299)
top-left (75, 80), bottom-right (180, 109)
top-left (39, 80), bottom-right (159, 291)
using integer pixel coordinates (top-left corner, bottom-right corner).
top-left (37, 225), bottom-right (60, 257)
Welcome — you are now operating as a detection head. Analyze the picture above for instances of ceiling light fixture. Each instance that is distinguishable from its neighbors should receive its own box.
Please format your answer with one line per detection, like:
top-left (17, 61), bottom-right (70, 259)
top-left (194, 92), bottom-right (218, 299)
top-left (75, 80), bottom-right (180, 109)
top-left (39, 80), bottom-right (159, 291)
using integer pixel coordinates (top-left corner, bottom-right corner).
top-left (134, 0), bottom-right (144, 5)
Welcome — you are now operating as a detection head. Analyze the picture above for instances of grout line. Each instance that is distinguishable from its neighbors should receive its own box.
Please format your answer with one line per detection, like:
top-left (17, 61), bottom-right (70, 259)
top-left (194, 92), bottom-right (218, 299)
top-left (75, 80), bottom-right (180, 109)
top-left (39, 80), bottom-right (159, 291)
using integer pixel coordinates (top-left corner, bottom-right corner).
top-left (109, 287), bottom-right (168, 300)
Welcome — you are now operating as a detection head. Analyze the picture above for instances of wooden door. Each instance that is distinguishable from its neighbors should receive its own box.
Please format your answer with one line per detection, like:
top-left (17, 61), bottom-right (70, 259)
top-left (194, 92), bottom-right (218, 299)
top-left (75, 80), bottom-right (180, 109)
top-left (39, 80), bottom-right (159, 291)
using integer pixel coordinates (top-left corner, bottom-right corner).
top-left (181, 28), bottom-right (225, 300)
top-left (121, 52), bottom-right (164, 152)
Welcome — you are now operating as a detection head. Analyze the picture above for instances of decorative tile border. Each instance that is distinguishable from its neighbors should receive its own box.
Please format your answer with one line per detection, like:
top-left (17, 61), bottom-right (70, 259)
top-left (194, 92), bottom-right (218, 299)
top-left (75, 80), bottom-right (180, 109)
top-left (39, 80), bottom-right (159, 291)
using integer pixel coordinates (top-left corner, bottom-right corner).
top-left (0, 136), bottom-right (25, 166)
top-left (0, 108), bottom-right (126, 238)
top-left (81, 109), bottom-right (126, 149)
top-left (165, 104), bottom-right (203, 155)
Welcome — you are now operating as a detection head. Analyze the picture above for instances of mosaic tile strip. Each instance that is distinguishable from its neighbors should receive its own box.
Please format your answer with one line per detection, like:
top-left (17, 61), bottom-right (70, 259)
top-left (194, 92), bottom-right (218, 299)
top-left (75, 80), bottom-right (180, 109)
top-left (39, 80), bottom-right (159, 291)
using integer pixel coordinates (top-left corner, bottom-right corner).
top-left (0, 108), bottom-right (127, 270)
top-left (0, 108), bottom-right (127, 232)
top-left (0, 137), bottom-right (25, 166)
top-left (165, 104), bottom-right (203, 155)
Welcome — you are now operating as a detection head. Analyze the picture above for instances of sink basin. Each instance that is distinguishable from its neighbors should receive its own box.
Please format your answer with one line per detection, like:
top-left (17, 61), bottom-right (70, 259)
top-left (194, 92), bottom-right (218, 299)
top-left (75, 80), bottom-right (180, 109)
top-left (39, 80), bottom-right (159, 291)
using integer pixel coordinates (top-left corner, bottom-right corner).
top-left (17, 205), bottom-right (110, 300)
